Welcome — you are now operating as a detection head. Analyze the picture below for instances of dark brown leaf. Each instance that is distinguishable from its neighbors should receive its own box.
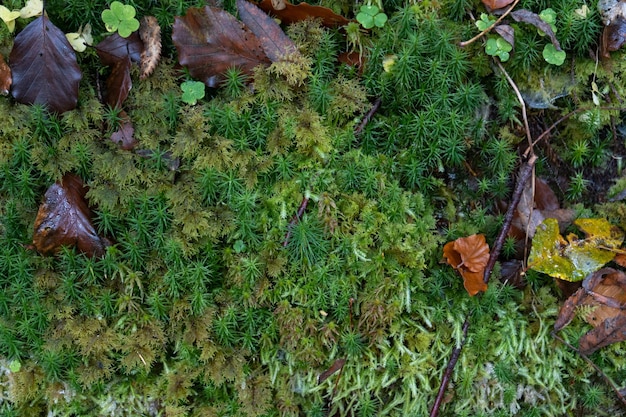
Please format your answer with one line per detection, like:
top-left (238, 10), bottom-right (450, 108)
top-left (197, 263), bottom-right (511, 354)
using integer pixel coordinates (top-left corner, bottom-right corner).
top-left (0, 52), bottom-right (11, 96)
top-left (237, 0), bottom-right (298, 61)
top-left (139, 16), bottom-right (161, 79)
top-left (257, 0), bottom-right (350, 27)
top-left (33, 174), bottom-right (107, 257)
top-left (494, 24), bottom-right (515, 47)
top-left (172, 6), bottom-right (270, 88)
top-left (96, 32), bottom-right (143, 66)
top-left (105, 55), bottom-right (132, 109)
top-left (602, 16), bottom-right (626, 56)
top-left (9, 15), bottom-right (81, 113)
top-left (510, 9), bottom-right (562, 51)
top-left (317, 358), bottom-right (346, 384)
top-left (110, 110), bottom-right (137, 150)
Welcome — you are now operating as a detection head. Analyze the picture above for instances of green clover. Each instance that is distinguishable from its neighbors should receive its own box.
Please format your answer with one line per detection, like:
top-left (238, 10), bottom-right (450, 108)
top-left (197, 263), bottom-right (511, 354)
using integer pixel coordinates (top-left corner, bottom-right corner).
top-left (181, 80), bottom-right (205, 105)
top-left (543, 44), bottom-right (566, 65)
top-left (102, 1), bottom-right (140, 38)
top-left (356, 5), bottom-right (388, 29)
top-left (475, 13), bottom-right (496, 31)
top-left (539, 8), bottom-right (557, 34)
top-left (485, 36), bottom-right (513, 62)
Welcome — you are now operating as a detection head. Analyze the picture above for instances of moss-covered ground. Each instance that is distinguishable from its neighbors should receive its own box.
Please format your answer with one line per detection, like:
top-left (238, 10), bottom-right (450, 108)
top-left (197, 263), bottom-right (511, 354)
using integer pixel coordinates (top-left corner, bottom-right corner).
top-left (1, 0), bottom-right (626, 415)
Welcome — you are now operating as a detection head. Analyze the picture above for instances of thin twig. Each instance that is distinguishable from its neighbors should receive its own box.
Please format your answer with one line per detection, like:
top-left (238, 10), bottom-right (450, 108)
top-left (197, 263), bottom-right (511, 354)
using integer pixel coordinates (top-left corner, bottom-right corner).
top-left (495, 59), bottom-right (533, 151)
top-left (283, 195), bottom-right (310, 247)
top-left (484, 154), bottom-right (536, 284)
top-left (354, 98), bottom-right (382, 135)
top-left (458, 0), bottom-right (520, 48)
top-left (552, 331), bottom-right (626, 409)
top-left (429, 319), bottom-right (470, 417)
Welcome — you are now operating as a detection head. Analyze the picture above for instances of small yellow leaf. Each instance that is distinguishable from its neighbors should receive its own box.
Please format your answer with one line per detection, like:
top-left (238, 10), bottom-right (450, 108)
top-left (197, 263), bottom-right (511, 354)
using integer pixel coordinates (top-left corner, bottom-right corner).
top-left (0, 6), bottom-right (21, 33)
top-left (66, 24), bottom-right (93, 52)
top-left (19, 0), bottom-right (43, 19)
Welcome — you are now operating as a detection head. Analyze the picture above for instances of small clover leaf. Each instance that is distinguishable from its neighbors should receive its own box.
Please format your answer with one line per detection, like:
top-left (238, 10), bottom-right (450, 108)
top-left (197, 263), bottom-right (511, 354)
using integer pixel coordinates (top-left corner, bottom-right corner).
top-left (102, 1), bottom-right (140, 38)
top-left (356, 5), bottom-right (387, 29)
top-left (476, 13), bottom-right (496, 31)
top-left (539, 8), bottom-right (557, 34)
top-left (8, 360), bottom-right (21, 373)
top-left (181, 80), bottom-right (205, 105)
top-left (485, 36), bottom-right (512, 62)
top-left (543, 43), bottom-right (566, 65)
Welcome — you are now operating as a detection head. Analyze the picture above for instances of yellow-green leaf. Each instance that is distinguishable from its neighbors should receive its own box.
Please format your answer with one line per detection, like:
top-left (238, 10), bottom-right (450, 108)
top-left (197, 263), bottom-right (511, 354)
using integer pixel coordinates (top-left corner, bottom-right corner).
top-left (528, 218), bottom-right (624, 282)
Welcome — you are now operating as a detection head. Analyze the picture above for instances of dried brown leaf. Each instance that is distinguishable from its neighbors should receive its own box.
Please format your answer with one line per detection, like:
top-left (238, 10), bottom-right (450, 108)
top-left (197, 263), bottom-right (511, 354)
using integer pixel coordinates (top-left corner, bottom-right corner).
top-left (481, 0), bottom-right (515, 10)
top-left (443, 234), bottom-right (490, 296)
top-left (257, 0), bottom-right (350, 28)
top-left (172, 6), bottom-right (270, 88)
top-left (237, 0), bottom-right (299, 61)
top-left (0, 52), bottom-right (10, 95)
top-left (510, 9), bottom-right (562, 51)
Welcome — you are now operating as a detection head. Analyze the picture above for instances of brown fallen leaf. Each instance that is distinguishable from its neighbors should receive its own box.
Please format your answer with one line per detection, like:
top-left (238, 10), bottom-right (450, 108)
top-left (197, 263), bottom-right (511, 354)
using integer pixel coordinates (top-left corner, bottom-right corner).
top-left (33, 174), bottom-right (108, 258)
top-left (9, 15), bottom-right (81, 113)
top-left (172, 6), bottom-right (270, 88)
top-left (481, 0), bottom-right (515, 11)
top-left (443, 234), bottom-right (490, 296)
top-left (554, 268), bottom-right (626, 355)
top-left (237, 0), bottom-right (299, 61)
top-left (317, 358), bottom-right (346, 384)
top-left (110, 110), bottom-right (137, 150)
top-left (0, 52), bottom-right (11, 95)
top-left (139, 16), bottom-right (161, 79)
top-left (257, 0), bottom-right (350, 28)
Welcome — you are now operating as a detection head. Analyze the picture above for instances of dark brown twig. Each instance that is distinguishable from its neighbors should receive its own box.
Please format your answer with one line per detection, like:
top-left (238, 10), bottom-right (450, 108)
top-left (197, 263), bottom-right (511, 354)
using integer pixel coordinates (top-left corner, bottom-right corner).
top-left (283, 195), bottom-right (310, 247)
top-left (552, 331), bottom-right (626, 409)
top-left (429, 319), bottom-right (470, 417)
top-left (354, 98), bottom-right (382, 135)
top-left (484, 154), bottom-right (537, 284)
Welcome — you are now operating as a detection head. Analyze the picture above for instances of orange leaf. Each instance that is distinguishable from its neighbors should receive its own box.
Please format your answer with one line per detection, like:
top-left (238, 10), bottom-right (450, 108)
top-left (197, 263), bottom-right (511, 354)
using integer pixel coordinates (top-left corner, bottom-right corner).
top-left (443, 234), bottom-right (490, 296)
top-left (459, 269), bottom-right (488, 296)
top-left (453, 234), bottom-right (490, 273)
top-left (482, 0), bottom-right (515, 10)
top-left (257, 0), bottom-right (350, 28)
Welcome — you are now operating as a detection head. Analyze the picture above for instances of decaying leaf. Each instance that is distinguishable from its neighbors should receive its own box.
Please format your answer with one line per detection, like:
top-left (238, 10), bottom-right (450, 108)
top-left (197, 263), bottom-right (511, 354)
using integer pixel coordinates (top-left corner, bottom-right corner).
top-left (33, 174), bottom-right (107, 258)
top-left (105, 54), bottom-right (132, 109)
top-left (601, 16), bottom-right (626, 57)
top-left (443, 234), bottom-right (490, 296)
top-left (510, 9), bottom-right (562, 51)
top-left (0, 52), bottom-right (11, 95)
top-left (9, 15), bottom-right (81, 113)
top-left (237, 0), bottom-right (298, 61)
top-left (257, 0), bottom-right (350, 28)
top-left (528, 218), bottom-right (624, 282)
top-left (110, 110), bottom-right (136, 150)
top-left (317, 358), bottom-right (346, 384)
top-left (172, 6), bottom-right (270, 88)
top-left (96, 32), bottom-right (143, 66)
top-left (481, 0), bottom-right (515, 10)
top-left (138, 16), bottom-right (161, 79)
top-left (555, 268), bottom-right (626, 355)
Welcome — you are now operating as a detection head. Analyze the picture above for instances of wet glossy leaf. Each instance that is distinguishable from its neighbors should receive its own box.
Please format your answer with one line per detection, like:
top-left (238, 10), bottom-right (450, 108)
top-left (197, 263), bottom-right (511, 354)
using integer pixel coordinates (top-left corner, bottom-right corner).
top-left (528, 218), bottom-right (624, 282)
top-left (443, 234), bottom-right (490, 296)
top-left (172, 6), bottom-right (270, 88)
top-left (237, 0), bottom-right (298, 61)
top-left (33, 174), bottom-right (107, 257)
top-left (96, 32), bottom-right (143, 66)
top-left (9, 15), bottom-right (81, 113)
top-left (257, 0), bottom-right (350, 28)
top-left (0, 52), bottom-right (10, 95)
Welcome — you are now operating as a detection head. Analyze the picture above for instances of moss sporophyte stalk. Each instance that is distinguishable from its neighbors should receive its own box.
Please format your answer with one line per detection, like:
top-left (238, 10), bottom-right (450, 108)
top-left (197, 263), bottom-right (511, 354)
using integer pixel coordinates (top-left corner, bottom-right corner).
top-left (1, 0), bottom-right (626, 415)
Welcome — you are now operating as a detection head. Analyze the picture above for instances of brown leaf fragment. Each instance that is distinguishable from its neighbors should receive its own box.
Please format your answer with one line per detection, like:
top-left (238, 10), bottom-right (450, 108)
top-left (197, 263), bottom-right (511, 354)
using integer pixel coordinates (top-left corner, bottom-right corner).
top-left (494, 24), bottom-right (515, 47)
top-left (172, 6), bottom-right (270, 88)
top-left (555, 268), bottom-right (626, 354)
top-left (481, 0), bottom-right (515, 10)
top-left (237, 0), bottom-right (299, 61)
top-left (317, 358), bottom-right (346, 384)
top-left (0, 52), bottom-right (11, 95)
top-left (257, 0), bottom-right (350, 28)
top-left (110, 110), bottom-right (136, 150)
top-left (579, 314), bottom-right (626, 355)
top-left (33, 174), bottom-right (107, 258)
top-left (105, 54), bottom-right (132, 109)
top-left (603, 16), bottom-right (626, 54)
top-left (96, 32), bottom-right (143, 66)
top-left (139, 16), bottom-right (161, 79)
top-left (9, 15), bottom-right (81, 113)
top-left (510, 9), bottom-right (562, 51)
